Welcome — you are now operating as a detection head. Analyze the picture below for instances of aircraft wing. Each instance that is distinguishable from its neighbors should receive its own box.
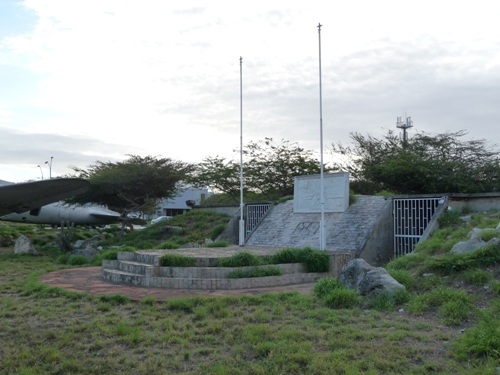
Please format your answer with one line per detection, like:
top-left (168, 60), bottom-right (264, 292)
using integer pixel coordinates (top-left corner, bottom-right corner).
top-left (0, 178), bottom-right (90, 216)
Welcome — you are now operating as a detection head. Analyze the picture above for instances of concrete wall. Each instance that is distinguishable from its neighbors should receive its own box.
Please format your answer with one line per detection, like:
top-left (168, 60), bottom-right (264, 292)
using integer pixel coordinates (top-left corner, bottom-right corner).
top-left (358, 197), bottom-right (394, 265)
top-left (448, 193), bottom-right (500, 212)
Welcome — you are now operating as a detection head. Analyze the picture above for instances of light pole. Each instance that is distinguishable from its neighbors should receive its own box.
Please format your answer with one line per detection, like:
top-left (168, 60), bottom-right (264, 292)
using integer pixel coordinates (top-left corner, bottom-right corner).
top-left (318, 23), bottom-right (326, 251)
top-left (37, 165), bottom-right (44, 180)
top-left (45, 156), bottom-right (53, 179)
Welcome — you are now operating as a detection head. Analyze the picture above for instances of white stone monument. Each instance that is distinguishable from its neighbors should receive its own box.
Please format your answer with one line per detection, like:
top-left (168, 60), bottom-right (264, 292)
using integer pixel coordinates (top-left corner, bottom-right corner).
top-left (293, 172), bottom-right (349, 213)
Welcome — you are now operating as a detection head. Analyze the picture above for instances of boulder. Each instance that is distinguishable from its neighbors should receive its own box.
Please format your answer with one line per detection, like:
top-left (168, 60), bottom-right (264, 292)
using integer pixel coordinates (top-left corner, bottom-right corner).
top-left (339, 258), bottom-right (405, 297)
top-left (450, 236), bottom-right (486, 255)
top-left (14, 235), bottom-right (37, 254)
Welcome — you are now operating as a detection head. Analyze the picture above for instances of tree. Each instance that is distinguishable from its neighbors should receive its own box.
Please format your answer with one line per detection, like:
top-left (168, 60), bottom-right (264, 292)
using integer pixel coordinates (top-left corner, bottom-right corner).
top-left (331, 130), bottom-right (500, 194)
top-left (189, 138), bottom-right (323, 201)
top-left (69, 155), bottom-right (194, 221)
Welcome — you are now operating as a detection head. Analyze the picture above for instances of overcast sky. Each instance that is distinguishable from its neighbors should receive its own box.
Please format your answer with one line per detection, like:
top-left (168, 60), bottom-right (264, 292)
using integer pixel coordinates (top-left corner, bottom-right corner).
top-left (1, 0), bottom-right (499, 182)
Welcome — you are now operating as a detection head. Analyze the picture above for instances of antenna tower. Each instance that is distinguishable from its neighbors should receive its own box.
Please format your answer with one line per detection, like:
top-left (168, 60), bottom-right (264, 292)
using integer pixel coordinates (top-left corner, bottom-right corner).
top-left (396, 115), bottom-right (413, 143)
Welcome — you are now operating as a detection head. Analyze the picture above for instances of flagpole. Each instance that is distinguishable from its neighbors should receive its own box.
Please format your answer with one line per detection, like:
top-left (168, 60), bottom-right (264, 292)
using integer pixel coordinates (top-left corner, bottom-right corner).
top-left (318, 23), bottom-right (326, 251)
top-left (239, 56), bottom-right (245, 246)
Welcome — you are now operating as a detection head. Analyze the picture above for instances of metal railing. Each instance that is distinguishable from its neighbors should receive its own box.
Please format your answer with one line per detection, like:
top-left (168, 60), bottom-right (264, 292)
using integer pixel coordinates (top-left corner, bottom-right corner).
top-left (244, 203), bottom-right (273, 241)
top-left (393, 197), bottom-right (444, 257)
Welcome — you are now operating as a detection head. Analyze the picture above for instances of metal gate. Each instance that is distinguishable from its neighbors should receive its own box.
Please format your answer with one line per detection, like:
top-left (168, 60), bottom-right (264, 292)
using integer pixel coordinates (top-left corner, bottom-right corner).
top-left (393, 197), bottom-right (444, 257)
top-left (244, 203), bottom-right (273, 241)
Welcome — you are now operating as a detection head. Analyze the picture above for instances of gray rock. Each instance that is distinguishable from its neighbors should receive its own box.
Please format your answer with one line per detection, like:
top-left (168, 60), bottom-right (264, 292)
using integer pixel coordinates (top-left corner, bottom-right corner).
top-left (14, 235), bottom-right (37, 254)
top-left (450, 237), bottom-right (486, 255)
top-left (339, 258), bottom-right (405, 297)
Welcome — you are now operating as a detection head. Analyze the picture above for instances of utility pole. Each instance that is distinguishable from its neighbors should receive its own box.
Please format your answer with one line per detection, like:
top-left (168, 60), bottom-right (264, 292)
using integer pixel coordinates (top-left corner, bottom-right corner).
top-left (318, 23), bottom-right (326, 251)
top-left (239, 57), bottom-right (245, 246)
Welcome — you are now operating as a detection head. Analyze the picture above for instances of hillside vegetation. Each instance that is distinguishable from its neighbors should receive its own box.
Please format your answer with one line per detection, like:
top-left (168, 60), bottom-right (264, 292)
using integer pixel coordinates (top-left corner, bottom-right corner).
top-left (0, 209), bottom-right (498, 374)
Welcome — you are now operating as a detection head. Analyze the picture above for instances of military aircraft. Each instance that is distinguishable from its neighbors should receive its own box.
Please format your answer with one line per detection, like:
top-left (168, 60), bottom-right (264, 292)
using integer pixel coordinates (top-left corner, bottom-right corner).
top-left (0, 201), bottom-right (125, 227)
top-left (0, 179), bottom-right (146, 227)
top-left (0, 178), bottom-right (90, 216)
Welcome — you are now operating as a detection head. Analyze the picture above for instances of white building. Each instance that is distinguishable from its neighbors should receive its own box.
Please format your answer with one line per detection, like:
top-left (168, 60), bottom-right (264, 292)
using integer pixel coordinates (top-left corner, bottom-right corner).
top-left (154, 187), bottom-right (211, 218)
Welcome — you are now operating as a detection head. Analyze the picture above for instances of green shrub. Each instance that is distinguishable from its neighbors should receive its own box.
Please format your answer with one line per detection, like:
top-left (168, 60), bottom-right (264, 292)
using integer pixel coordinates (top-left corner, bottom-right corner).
top-left (56, 254), bottom-right (70, 264)
top-left (159, 241), bottom-right (180, 249)
top-left (210, 224), bottom-right (226, 240)
top-left (303, 250), bottom-right (330, 272)
top-left (271, 247), bottom-right (330, 272)
top-left (437, 211), bottom-right (462, 227)
top-left (425, 243), bottom-right (500, 274)
top-left (322, 289), bottom-right (360, 309)
top-left (68, 255), bottom-right (87, 265)
top-left (492, 281), bottom-right (500, 295)
top-left (480, 229), bottom-right (497, 242)
top-left (217, 252), bottom-right (262, 267)
top-left (313, 278), bottom-right (343, 299)
top-left (226, 266), bottom-right (282, 279)
top-left (160, 254), bottom-right (196, 267)
top-left (206, 240), bottom-right (229, 248)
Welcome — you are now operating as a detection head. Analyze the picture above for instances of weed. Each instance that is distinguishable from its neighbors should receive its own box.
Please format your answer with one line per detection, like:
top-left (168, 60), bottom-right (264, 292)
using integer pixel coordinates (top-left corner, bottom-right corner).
top-left (480, 228), bottom-right (497, 242)
top-left (462, 268), bottom-right (493, 286)
top-left (322, 288), bottom-right (360, 309)
top-left (313, 278), bottom-right (343, 299)
top-left (453, 311), bottom-right (500, 361)
top-left (140, 296), bottom-right (157, 306)
top-left (98, 294), bottom-right (130, 305)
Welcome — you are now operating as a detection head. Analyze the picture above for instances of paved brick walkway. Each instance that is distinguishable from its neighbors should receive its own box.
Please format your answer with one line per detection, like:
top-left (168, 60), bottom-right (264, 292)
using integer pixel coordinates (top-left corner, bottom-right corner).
top-left (39, 266), bottom-right (315, 301)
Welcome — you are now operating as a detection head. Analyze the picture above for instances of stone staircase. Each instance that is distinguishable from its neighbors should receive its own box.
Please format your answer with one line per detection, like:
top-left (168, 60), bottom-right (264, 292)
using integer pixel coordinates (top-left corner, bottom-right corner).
top-left (101, 248), bottom-right (349, 290)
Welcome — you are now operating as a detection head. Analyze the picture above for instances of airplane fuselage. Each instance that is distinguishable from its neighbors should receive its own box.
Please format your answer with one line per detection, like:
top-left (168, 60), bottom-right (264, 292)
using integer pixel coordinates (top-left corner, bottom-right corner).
top-left (0, 202), bottom-right (121, 226)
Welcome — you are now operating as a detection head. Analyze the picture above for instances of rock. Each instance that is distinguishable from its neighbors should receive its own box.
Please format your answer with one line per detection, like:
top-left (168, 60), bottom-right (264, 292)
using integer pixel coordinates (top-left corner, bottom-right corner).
top-left (450, 236), bottom-right (486, 255)
top-left (14, 235), bottom-right (37, 254)
top-left (70, 234), bottom-right (105, 260)
top-left (339, 258), bottom-right (405, 297)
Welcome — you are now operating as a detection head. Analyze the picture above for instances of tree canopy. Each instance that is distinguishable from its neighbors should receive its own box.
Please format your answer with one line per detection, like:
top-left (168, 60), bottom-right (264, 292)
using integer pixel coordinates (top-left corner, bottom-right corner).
top-left (331, 130), bottom-right (500, 194)
top-left (69, 155), bottom-right (194, 217)
top-left (188, 138), bottom-right (323, 201)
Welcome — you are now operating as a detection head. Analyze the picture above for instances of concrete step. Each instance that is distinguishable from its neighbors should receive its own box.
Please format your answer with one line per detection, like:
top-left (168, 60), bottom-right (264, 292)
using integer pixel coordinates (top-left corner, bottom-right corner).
top-left (101, 268), bottom-right (146, 286)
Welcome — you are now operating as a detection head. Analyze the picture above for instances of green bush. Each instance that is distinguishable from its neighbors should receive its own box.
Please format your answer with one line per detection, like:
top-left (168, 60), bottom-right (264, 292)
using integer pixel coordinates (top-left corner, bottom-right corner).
top-left (425, 243), bottom-right (500, 274)
top-left (437, 211), bottom-right (462, 227)
top-left (226, 266), bottom-right (282, 279)
top-left (68, 255), bottom-right (87, 266)
top-left (56, 254), bottom-right (70, 264)
top-left (217, 252), bottom-right (262, 267)
top-left (480, 228), bottom-right (497, 242)
top-left (303, 250), bottom-right (330, 272)
top-left (313, 278), bottom-right (343, 299)
top-left (271, 247), bottom-right (330, 272)
top-left (322, 288), bottom-right (360, 309)
top-left (206, 240), bottom-right (229, 248)
top-left (160, 254), bottom-right (196, 267)
top-left (159, 241), bottom-right (180, 249)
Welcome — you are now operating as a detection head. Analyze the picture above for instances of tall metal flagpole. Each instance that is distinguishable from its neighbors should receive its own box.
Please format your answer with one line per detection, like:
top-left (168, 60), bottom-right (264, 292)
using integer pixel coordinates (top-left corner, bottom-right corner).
top-left (239, 56), bottom-right (245, 246)
top-left (318, 23), bottom-right (326, 251)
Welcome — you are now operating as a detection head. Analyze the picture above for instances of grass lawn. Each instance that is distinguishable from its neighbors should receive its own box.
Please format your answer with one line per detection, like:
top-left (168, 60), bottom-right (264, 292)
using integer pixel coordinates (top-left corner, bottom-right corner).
top-left (0, 209), bottom-right (498, 374)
